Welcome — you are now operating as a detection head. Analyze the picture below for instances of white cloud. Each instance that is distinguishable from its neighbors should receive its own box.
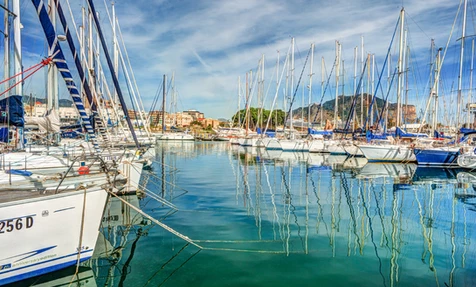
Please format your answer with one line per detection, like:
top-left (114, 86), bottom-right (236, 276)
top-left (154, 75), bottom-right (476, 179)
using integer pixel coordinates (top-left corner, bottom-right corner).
top-left (13, 0), bottom-right (469, 120)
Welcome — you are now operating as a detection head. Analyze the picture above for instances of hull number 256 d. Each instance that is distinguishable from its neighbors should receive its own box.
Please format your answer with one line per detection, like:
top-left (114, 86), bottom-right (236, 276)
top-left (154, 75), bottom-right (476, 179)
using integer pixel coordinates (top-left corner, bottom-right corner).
top-left (0, 216), bottom-right (34, 234)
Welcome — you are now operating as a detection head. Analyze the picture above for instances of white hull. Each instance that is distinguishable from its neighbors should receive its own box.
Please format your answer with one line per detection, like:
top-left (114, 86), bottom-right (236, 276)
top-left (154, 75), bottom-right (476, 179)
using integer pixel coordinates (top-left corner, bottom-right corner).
top-left (265, 138), bottom-right (282, 150)
top-left (0, 188), bottom-right (108, 285)
top-left (358, 144), bottom-right (416, 162)
top-left (308, 139), bottom-right (326, 153)
top-left (457, 153), bottom-right (476, 169)
top-left (280, 139), bottom-right (309, 152)
top-left (325, 140), bottom-right (346, 155)
top-left (157, 133), bottom-right (194, 141)
top-left (342, 142), bottom-right (364, 156)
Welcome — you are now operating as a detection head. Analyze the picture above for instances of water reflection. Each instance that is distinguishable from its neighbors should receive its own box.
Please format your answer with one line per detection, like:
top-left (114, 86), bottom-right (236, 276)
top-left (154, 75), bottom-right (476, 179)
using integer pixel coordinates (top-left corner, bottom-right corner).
top-left (10, 143), bottom-right (476, 287)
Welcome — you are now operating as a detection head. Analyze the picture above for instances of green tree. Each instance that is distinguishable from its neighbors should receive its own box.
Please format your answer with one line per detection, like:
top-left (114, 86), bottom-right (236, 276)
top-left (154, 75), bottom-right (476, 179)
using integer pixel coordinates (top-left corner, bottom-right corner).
top-left (231, 108), bottom-right (285, 129)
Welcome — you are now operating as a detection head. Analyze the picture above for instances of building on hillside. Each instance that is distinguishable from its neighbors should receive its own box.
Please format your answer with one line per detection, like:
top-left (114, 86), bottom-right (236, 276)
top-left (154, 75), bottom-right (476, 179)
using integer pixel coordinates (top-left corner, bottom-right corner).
top-left (24, 102), bottom-right (79, 121)
top-left (183, 109), bottom-right (204, 121)
top-left (149, 111), bottom-right (166, 126)
top-left (201, 118), bottom-right (220, 129)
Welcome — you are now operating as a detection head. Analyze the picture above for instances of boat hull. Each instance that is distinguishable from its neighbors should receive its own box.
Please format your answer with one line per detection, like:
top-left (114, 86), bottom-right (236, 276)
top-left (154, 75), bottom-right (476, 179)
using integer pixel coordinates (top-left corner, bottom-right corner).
top-left (413, 147), bottom-right (460, 167)
top-left (0, 188), bottom-right (108, 285)
top-left (359, 144), bottom-right (416, 162)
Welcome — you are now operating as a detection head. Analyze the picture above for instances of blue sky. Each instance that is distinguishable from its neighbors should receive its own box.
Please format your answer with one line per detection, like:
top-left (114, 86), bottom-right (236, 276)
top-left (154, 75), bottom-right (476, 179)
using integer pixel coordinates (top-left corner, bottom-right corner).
top-left (11, 0), bottom-right (474, 121)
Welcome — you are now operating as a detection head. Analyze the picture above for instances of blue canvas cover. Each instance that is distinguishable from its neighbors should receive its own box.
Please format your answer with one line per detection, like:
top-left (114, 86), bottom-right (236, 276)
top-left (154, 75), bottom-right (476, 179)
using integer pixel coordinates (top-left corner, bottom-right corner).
top-left (0, 95), bottom-right (24, 127)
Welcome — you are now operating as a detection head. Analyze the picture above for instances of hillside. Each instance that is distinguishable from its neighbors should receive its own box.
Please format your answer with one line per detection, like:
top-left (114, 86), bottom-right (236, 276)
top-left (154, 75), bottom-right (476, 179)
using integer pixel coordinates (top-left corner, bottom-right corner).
top-left (292, 94), bottom-right (417, 126)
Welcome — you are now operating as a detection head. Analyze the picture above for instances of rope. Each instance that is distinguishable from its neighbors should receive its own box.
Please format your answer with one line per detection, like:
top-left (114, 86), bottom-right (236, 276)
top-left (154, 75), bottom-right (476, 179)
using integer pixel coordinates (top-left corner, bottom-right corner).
top-left (106, 189), bottom-right (202, 249)
top-left (70, 186), bottom-right (88, 286)
top-left (0, 57), bottom-right (52, 97)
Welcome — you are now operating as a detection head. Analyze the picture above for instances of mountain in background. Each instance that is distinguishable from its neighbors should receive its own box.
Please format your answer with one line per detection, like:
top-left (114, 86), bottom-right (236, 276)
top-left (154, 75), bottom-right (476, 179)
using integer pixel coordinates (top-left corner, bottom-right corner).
top-left (291, 94), bottom-right (417, 126)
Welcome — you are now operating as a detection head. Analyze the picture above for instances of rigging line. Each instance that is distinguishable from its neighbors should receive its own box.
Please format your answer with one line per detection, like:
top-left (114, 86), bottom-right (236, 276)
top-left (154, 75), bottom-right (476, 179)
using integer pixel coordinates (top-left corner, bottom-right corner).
top-left (0, 61), bottom-right (47, 98)
top-left (405, 11), bottom-right (432, 41)
top-left (54, 0), bottom-right (97, 112)
top-left (363, 15), bottom-right (401, 132)
top-left (312, 57), bottom-right (336, 124)
top-left (284, 46), bottom-right (312, 126)
top-left (87, 0), bottom-right (140, 149)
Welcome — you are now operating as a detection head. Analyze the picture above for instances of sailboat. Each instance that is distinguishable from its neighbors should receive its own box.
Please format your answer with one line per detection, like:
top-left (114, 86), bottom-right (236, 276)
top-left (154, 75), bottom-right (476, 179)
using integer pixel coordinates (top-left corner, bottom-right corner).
top-left (358, 8), bottom-right (417, 163)
top-left (0, 0), bottom-right (145, 284)
top-left (156, 74), bottom-right (194, 141)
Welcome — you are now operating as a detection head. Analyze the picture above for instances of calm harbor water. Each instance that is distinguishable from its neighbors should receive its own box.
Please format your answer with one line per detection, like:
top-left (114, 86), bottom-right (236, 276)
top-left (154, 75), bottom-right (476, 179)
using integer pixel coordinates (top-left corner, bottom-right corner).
top-left (12, 142), bottom-right (476, 286)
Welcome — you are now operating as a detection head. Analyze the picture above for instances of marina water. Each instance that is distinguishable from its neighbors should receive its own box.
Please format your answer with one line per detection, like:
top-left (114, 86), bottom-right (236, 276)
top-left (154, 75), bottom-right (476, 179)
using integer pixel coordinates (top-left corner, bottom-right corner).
top-left (11, 142), bottom-right (476, 287)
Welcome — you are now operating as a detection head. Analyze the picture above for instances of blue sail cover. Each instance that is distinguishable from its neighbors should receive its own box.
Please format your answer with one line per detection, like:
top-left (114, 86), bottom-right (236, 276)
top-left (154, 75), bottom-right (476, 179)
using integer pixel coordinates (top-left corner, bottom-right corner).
top-left (395, 127), bottom-right (427, 138)
top-left (460, 127), bottom-right (476, 135)
top-left (0, 127), bottom-right (8, 143)
top-left (433, 130), bottom-right (452, 139)
top-left (31, 0), bottom-right (100, 153)
top-left (0, 95), bottom-right (24, 127)
top-left (365, 130), bottom-right (390, 142)
top-left (308, 128), bottom-right (333, 136)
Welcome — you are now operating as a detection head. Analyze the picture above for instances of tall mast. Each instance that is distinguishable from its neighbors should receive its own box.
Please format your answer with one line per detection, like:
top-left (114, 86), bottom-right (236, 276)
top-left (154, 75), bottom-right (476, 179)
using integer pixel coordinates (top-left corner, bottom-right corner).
top-left (162, 74), bottom-right (166, 134)
top-left (308, 43), bottom-right (314, 128)
top-left (172, 71), bottom-right (176, 126)
top-left (47, 0), bottom-right (58, 111)
top-left (245, 71), bottom-right (249, 135)
top-left (360, 36), bottom-right (364, 126)
top-left (12, 0), bottom-right (20, 97)
top-left (112, 1), bottom-right (118, 103)
top-left (353, 46), bottom-right (357, 131)
top-left (290, 37), bottom-right (295, 131)
top-left (334, 41), bottom-right (340, 129)
top-left (468, 39), bottom-right (474, 127)
top-left (276, 51), bottom-right (279, 128)
top-left (396, 8), bottom-right (405, 129)
top-left (237, 76), bottom-right (241, 128)
top-left (321, 57), bottom-right (324, 127)
top-left (371, 54), bottom-right (375, 127)
top-left (3, 0), bottom-right (10, 96)
top-left (434, 47), bottom-right (441, 131)
top-left (457, 0), bottom-right (467, 133)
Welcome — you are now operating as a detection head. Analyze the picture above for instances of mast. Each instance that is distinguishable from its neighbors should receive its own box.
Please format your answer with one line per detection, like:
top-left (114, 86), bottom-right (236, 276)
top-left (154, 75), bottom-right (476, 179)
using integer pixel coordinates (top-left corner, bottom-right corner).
top-left (371, 54), bottom-right (375, 127)
top-left (290, 37), bottom-right (295, 132)
top-left (308, 43), bottom-right (314, 129)
top-left (112, 1), bottom-right (118, 105)
top-left (276, 51), bottom-right (279, 128)
top-left (321, 57), bottom-right (324, 127)
top-left (12, 0), bottom-right (20, 97)
top-left (353, 46), bottom-right (357, 131)
top-left (434, 47), bottom-right (441, 132)
top-left (237, 76), bottom-right (241, 128)
top-left (3, 0), bottom-right (10, 97)
top-left (47, 0), bottom-right (58, 111)
top-left (468, 39), bottom-right (474, 128)
top-left (87, 0), bottom-right (140, 148)
top-left (245, 71), bottom-right (249, 135)
top-left (396, 8), bottom-right (405, 129)
top-left (457, 0), bottom-right (467, 133)
top-left (334, 41), bottom-right (340, 129)
top-left (361, 36), bottom-right (364, 126)
top-left (162, 74), bottom-right (166, 134)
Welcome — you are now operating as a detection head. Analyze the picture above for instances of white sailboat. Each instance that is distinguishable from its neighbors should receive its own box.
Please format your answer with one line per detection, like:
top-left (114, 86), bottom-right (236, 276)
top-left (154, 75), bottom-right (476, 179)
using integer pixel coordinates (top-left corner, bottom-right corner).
top-left (357, 9), bottom-right (417, 163)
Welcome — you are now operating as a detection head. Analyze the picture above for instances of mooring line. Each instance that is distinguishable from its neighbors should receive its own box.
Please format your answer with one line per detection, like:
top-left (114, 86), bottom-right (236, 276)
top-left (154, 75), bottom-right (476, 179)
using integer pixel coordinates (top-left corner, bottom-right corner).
top-left (107, 190), bottom-right (202, 249)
